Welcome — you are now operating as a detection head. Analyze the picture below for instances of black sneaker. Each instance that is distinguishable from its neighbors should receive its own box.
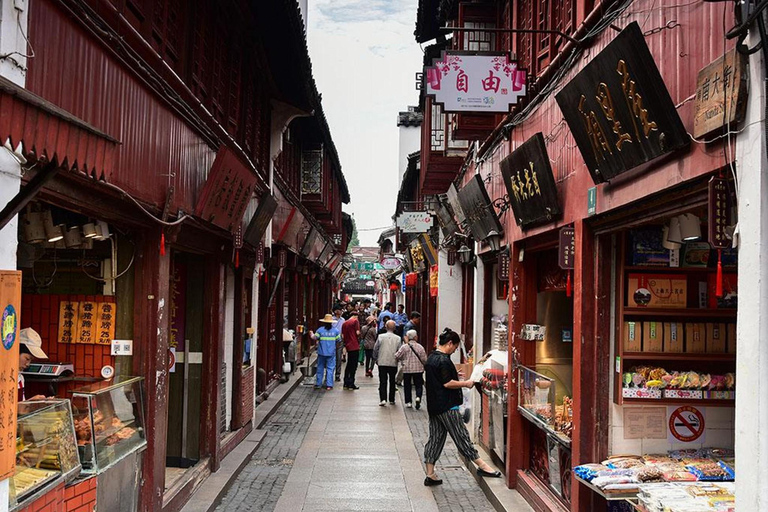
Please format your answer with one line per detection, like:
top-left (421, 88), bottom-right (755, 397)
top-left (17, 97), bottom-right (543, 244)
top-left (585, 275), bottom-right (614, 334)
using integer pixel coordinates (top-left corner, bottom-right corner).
top-left (349, 385), bottom-right (360, 390)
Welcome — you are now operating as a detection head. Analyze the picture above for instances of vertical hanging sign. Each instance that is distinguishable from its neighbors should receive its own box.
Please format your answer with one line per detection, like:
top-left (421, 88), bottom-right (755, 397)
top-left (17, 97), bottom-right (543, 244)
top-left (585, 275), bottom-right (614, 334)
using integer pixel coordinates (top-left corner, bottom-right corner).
top-left (0, 271), bottom-right (21, 479)
top-left (559, 226), bottom-right (575, 297)
top-left (708, 177), bottom-right (730, 250)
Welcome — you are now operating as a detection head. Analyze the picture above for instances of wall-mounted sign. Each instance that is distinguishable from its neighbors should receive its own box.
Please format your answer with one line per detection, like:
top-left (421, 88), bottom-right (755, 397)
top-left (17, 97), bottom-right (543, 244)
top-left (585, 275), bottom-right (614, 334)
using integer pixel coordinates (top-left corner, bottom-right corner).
top-left (497, 252), bottom-right (510, 281)
top-left (425, 52), bottom-right (527, 113)
top-left (520, 324), bottom-right (546, 341)
top-left (708, 177), bottom-right (731, 250)
top-left (196, 147), bottom-right (257, 232)
top-left (558, 226), bottom-right (576, 270)
top-left (693, 49), bottom-right (747, 139)
top-left (396, 212), bottom-right (434, 233)
top-left (58, 299), bottom-right (117, 345)
top-left (587, 186), bottom-right (597, 216)
top-left (419, 234), bottom-right (438, 267)
top-left (555, 22), bottom-right (689, 184)
top-left (111, 339), bottom-right (133, 356)
top-left (244, 193), bottom-right (278, 247)
top-left (668, 406), bottom-right (705, 443)
top-left (380, 257), bottom-right (401, 270)
top-left (429, 265), bottom-right (439, 297)
top-left (446, 183), bottom-right (467, 229)
top-left (300, 227), bottom-right (318, 258)
top-left (500, 133), bottom-right (562, 228)
top-left (410, 242), bottom-right (427, 273)
top-left (0, 271), bottom-right (21, 479)
top-left (458, 174), bottom-right (503, 242)
top-left (435, 196), bottom-right (461, 239)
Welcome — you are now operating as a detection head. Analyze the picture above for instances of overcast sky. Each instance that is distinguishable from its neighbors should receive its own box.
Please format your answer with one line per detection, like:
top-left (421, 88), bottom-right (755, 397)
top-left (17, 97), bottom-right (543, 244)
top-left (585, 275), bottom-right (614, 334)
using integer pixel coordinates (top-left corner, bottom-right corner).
top-left (306, 0), bottom-right (424, 247)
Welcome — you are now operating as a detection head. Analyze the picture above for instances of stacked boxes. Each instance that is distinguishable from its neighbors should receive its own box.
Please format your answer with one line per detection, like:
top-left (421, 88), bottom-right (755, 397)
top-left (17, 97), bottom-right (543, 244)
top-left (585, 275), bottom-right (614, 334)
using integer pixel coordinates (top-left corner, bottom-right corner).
top-left (623, 321), bottom-right (734, 353)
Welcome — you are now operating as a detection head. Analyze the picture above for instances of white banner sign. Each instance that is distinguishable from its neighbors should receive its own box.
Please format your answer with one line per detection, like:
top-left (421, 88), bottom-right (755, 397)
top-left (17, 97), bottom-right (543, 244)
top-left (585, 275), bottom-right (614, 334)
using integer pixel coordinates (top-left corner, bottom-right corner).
top-left (396, 212), bottom-right (434, 233)
top-left (425, 52), bottom-right (526, 113)
top-left (380, 257), bottom-right (401, 270)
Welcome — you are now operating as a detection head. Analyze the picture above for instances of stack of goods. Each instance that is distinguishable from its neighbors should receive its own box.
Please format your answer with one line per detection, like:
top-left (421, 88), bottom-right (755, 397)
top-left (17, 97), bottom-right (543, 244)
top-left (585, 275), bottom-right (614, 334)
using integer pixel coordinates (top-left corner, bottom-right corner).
top-left (493, 322), bottom-right (508, 351)
top-left (554, 396), bottom-right (573, 439)
top-left (574, 448), bottom-right (735, 497)
top-left (636, 482), bottom-right (735, 512)
top-left (481, 367), bottom-right (505, 393)
top-left (622, 366), bottom-right (735, 400)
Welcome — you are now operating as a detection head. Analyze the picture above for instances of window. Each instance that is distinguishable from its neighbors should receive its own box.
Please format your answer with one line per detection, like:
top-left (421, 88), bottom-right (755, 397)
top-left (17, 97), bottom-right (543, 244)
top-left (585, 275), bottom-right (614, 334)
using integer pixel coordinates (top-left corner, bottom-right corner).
top-left (462, 21), bottom-right (496, 51)
top-left (430, 103), bottom-right (446, 151)
top-left (301, 147), bottom-right (324, 195)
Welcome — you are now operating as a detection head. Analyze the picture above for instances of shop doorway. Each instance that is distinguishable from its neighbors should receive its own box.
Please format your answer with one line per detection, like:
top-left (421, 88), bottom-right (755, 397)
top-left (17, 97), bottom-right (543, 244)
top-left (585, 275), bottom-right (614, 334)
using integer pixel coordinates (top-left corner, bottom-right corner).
top-left (166, 252), bottom-right (205, 485)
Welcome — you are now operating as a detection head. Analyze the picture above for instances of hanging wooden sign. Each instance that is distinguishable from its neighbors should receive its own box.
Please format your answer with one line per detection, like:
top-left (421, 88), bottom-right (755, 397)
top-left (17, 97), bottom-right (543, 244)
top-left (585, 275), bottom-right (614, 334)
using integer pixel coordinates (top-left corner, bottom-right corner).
top-left (497, 252), bottom-right (510, 281)
top-left (429, 265), bottom-right (439, 297)
top-left (458, 174), bottom-right (503, 241)
top-left (555, 22), bottom-right (689, 184)
top-left (244, 193), bottom-right (278, 247)
top-left (558, 226), bottom-right (576, 269)
top-left (500, 133), bottom-right (561, 228)
top-left (96, 302), bottom-right (116, 345)
top-left (0, 271), bottom-right (21, 479)
top-left (708, 177), bottom-right (731, 250)
top-left (693, 49), bottom-right (747, 139)
top-left (195, 147), bottom-right (257, 233)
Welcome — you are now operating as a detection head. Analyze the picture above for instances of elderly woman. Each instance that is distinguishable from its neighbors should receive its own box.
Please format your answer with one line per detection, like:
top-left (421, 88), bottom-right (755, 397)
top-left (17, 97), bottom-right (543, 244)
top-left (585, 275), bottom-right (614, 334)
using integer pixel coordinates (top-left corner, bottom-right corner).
top-left (395, 329), bottom-right (427, 409)
top-left (360, 316), bottom-right (378, 377)
top-left (423, 328), bottom-right (501, 486)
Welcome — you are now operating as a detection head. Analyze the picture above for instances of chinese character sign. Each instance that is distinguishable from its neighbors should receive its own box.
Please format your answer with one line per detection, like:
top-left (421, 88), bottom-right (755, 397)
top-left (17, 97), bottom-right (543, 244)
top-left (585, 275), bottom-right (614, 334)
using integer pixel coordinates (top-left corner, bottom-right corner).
top-left (0, 271), bottom-right (21, 479)
top-left (500, 133), bottom-right (562, 228)
top-left (555, 22), bottom-right (688, 184)
top-left (195, 146), bottom-right (257, 233)
top-left (693, 49), bottom-right (747, 138)
top-left (57, 299), bottom-right (118, 345)
top-left (708, 177), bottom-right (731, 250)
top-left (559, 226), bottom-right (576, 270)
top-left (425, 52), bottom-right (526, 113)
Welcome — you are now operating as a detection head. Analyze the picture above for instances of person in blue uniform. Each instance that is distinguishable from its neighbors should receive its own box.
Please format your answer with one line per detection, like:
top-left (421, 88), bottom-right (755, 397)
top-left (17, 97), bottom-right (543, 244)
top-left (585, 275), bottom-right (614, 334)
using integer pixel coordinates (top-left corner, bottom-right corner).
top-left (309, 314), bottom-right (340, 390)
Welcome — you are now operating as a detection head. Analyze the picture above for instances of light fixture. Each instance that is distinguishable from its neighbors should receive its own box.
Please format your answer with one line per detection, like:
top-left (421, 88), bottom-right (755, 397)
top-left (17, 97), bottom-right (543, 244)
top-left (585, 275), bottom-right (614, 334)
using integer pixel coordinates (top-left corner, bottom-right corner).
top-left (22, 211), bottom-right (46, 244)
top-left (666, 216), bottom-right (683, 245)
top-left (662, 224), bottom-right (682, 250)
top-left (94, 220), bottom-right (111, 241)
top-left (42, 211), bottom-right (64, 243)
top-left (457, 244), bottom-right (472, 264)
top-left (82, 223), bottom-right (98, 238)
top-left (64, 226), bottom-right (83, 248)
top-left (678, 213), bottom-right (701, 242)
top-left (485, 230), bottom-right (502, 252)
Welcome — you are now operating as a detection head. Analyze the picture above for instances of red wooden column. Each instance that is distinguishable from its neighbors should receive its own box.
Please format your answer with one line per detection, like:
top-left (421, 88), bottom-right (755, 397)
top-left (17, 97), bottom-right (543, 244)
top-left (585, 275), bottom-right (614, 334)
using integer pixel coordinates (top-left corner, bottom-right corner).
top-left (506, 242), bottom-right (536, 487)
top-left (133, 229), bottom-right (171, 512)
top-left (570, 219), bottom-right (602, 511)
top-left (201, 256), bottom-right (226, 471)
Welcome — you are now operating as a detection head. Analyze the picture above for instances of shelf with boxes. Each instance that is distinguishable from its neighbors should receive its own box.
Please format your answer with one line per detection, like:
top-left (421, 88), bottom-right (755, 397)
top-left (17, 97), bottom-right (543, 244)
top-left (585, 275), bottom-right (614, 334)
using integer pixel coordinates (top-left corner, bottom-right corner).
top-left (615, 230), bottom-right (737, 406)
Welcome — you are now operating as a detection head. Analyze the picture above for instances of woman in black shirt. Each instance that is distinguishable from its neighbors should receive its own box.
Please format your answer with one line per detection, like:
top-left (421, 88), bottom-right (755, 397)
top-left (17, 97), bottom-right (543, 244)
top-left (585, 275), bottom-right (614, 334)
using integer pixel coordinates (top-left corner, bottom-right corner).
top-left (423, 328), bottom-right (501, 486)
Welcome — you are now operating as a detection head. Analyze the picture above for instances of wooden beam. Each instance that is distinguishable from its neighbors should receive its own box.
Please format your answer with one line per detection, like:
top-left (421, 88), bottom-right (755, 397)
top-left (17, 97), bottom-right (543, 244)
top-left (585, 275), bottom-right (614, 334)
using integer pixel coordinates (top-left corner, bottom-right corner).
top-left (0, 159), bottom-right (60, 231)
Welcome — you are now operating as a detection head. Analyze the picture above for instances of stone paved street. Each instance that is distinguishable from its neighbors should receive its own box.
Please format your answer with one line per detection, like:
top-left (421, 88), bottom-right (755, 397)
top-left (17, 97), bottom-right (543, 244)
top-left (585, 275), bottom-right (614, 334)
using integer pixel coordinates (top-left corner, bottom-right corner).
top-left (211, 364), bottom-right (534, 512)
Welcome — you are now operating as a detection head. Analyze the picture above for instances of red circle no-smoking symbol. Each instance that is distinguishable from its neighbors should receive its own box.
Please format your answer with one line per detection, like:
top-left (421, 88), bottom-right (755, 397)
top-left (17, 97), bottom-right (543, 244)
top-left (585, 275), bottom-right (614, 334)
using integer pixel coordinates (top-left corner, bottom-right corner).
top-left (669, 406), bottom-right (705, 442)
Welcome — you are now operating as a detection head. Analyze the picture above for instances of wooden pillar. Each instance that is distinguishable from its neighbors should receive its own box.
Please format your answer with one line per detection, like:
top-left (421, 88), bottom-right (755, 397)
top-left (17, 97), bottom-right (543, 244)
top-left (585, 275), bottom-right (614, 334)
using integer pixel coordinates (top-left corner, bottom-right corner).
top-left (134, 229), bottom-right (170, 512)
top-left (231, 267), bottom-right (246, 430)
top-left (570, 219), bottom-right (602, 511)
top-left (201, 256), bottom-right (225, 471)
top-left (506, 242), bottom-right (536, 487)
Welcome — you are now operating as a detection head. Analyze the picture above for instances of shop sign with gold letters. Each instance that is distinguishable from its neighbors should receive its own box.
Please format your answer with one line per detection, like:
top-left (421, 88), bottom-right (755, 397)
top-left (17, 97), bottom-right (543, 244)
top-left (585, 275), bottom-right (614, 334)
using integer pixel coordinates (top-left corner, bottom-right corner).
top-left (555, 22), bottom-right (689, 184)
top-left (500, 133), bottom-right (562, 228)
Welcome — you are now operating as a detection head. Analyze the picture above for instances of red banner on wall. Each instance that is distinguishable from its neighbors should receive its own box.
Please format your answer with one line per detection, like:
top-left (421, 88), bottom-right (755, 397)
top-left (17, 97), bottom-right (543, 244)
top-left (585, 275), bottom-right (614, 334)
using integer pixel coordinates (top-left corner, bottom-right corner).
top-left (429, 265), bottom-right (439, 297)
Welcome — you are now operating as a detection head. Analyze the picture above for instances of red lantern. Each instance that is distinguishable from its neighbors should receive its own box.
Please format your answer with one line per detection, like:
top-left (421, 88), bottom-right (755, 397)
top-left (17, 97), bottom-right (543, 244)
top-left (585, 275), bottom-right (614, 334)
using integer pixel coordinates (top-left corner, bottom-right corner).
top-left (389, 282), bottom-right (399, 291)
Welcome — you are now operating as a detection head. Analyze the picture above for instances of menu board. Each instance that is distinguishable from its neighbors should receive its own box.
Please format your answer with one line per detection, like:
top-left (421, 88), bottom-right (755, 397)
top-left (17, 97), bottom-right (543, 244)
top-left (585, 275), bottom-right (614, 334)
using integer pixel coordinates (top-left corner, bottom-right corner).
top-left (58, 299), bottom-right (117, 345)
top-left (0, 271), bottom-right (21, 479)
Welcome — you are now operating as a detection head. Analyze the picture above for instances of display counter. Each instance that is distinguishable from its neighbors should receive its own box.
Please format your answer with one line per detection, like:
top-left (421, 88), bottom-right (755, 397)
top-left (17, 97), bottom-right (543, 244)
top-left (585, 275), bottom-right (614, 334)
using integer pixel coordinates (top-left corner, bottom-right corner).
top-left (11, 399), bottom-right (81, 511)
top-left (517, 365), bottom-right (572, 447)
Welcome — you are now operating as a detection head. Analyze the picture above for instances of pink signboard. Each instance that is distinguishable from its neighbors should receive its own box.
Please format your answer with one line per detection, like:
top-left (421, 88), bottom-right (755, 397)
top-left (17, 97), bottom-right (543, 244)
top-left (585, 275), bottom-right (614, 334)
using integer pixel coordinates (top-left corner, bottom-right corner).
top-left (425, 52), bottom-right (526, 113)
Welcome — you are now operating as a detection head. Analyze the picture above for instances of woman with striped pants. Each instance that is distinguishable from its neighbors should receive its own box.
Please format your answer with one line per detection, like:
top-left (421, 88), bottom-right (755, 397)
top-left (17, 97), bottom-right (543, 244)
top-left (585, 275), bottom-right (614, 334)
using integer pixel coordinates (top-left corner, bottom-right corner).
top-left (423, 328), bottom-right (501, 486)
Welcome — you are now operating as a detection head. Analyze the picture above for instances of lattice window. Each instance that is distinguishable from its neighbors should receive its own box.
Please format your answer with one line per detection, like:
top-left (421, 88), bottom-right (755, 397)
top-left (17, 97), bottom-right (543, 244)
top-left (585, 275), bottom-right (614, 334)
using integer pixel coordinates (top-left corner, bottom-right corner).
top-left (190, 5), bottom-right (210, 102)
top-left (462, 21), bottom-right (496, 51)
top-left (151, 0), bottom-right (186, 72)
top-left (431, 103), bottom-right (446, 151)
top-left (227, 42), bottom-right (243, 136)
top-left (517, 0), bottom-right (534, 74)
top-left (536, 0), bottom-right (550, 70)
top-left (301, 147), bottom-right (324, 195)
top-left (332, 233), bottom-right (343, 246)
top-left (447, 114), bottom-right (469, 151)
top-left (501, 2), bottom-right (512, 52)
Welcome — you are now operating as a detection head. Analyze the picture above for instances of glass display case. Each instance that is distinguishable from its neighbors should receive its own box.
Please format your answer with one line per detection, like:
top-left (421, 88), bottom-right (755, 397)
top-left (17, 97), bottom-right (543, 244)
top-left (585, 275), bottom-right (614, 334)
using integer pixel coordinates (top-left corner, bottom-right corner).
top-left (70, 376), bottom-right (146, 474)
top-left (517, 365), bottom-right (571, 446)
top-left (11, 400), bottom-right (81, 509)
top-left (488, 358), bottom-right (508, 463)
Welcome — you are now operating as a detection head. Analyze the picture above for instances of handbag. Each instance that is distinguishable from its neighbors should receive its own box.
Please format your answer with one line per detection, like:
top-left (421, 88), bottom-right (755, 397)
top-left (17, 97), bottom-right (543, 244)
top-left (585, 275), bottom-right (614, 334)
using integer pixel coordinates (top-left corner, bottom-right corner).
top-left (408, 343), bottom-right (427, 366)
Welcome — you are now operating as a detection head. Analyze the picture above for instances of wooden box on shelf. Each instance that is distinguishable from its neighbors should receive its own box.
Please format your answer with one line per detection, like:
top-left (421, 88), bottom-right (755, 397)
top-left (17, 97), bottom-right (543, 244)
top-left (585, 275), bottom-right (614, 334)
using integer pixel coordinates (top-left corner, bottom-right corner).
top-left (643, 321), bottom-right (663, 352)
top-left (706, 323), bottom-right (727, 353)
top-left (727, 323), bottom-right (736, 353)
top-left (686, 323), bottom-right (706, 353)
top-left (627, 273), bottom-right (687, 308)
top-left (663, 322), bottom-right (684, 352)
top-left (623, 321), bottom-right (642, 352)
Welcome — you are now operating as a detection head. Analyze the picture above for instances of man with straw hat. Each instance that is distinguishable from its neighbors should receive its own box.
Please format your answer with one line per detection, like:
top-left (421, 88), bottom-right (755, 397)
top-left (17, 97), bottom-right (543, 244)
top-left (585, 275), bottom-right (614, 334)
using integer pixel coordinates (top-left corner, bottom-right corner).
top-left (309, 314), bottom-right (341, 390)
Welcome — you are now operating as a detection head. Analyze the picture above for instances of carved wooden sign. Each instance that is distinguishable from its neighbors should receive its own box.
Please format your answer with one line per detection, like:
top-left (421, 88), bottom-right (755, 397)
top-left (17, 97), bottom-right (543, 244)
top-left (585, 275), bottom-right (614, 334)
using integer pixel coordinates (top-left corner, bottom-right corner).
top-left (195, 147), bottom-right (257, 232)
top-left (500, 133), bottom-right (561, 228)
top-left (457, 174), bottom-right (503, 242)
top-left (556, 22), bottom-right (689, 184)
top-left (693, 49), bottom-right (747, 138)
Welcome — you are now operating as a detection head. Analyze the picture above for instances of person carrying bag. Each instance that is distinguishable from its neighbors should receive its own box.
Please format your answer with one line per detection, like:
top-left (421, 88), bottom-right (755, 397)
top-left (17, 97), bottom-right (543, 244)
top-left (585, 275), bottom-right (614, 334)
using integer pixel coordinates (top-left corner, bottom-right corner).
top-left (395, 329), bottom-right (428, 409)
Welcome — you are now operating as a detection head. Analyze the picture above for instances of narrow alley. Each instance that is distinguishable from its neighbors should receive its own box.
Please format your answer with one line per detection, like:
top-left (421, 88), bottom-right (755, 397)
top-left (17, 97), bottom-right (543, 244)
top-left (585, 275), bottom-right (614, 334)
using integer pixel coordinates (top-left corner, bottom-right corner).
top-left (211, 366), bottom-right (532, 512)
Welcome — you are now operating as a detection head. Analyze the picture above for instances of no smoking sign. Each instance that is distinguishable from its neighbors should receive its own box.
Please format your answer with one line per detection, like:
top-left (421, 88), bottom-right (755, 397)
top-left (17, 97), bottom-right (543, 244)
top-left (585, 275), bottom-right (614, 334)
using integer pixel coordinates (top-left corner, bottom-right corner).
top-left (669, 406), bottom-right (705, 443)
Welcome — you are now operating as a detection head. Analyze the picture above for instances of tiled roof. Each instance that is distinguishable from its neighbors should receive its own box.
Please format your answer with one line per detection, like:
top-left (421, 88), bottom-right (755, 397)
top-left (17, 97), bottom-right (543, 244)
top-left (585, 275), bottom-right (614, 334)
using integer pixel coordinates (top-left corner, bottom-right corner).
top-left (397, 110), bottom-right (423, 127)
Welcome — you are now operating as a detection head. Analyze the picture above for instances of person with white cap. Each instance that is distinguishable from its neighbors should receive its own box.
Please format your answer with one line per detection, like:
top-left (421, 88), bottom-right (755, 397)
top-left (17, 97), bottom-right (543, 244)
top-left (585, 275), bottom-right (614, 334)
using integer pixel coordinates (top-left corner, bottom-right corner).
top-left (18, 328), bottom-right (48, 401)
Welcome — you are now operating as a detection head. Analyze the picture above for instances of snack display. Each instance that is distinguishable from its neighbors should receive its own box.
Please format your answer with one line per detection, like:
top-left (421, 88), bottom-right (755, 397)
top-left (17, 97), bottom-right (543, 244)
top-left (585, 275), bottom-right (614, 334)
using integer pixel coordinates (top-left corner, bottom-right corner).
top-left (517, 365), bottom-right (572, 442)
top-left (636, 482), bottom-right (735, 512)
top-left (622, 366), bottom-right (735, 400)
top-left (70, 376), bottom-right (147, 473)
top-left (10, 400), bottom-right (81, 507)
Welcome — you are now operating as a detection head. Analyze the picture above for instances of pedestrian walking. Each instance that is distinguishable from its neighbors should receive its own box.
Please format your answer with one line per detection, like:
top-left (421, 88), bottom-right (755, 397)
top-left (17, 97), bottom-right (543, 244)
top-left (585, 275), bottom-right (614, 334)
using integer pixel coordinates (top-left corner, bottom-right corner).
top-left (423, 328), bottom-right (500, 486)
top-left (372, 320), bottom-right (402, 406)
top-left (308, 314), bottom-right (340, 390)
top-left (341, 314), bottom-right (361, 390)
top-left (360, 316), bottom-right (378, 376)
top-left (331, 305), bottom-right (346, 382)
top-left (401, 311), bottom-right (421, 341)
top-left (394, 304), bottom-right (408, 337)
top-left (377, 303), bottom-right (395, 332)
top-left (395, 329), bottom-right (427, 409)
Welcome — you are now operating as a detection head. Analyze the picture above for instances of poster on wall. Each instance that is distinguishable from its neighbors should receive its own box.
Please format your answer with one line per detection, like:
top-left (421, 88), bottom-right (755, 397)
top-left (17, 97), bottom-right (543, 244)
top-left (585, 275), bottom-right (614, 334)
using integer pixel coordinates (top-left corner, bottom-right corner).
top-left (555, 22), bottom-right (689, 184)
top-left (58, 299), bottom-right (118, 345)
top-left (500, 133), bottom-right (562, 228)
top-left (0, 271), bottom-right (21, 479)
